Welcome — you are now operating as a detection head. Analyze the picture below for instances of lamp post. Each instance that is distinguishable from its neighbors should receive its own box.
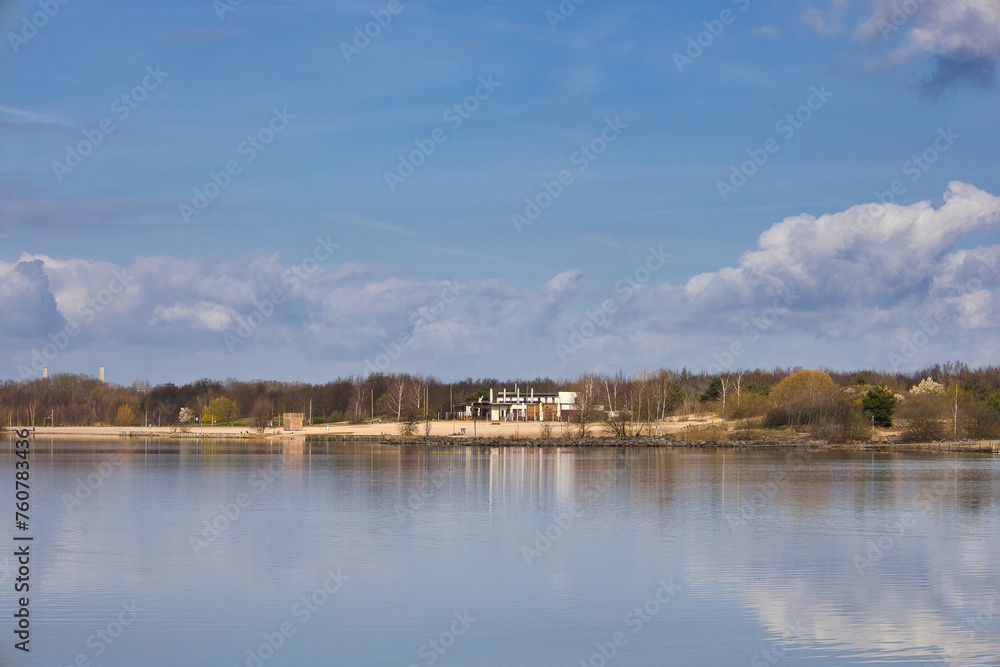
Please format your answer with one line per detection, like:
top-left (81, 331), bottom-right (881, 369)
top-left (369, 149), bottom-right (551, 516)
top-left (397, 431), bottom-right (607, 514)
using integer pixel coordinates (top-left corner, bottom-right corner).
top-left (450, 376), bottom-right (454, 435)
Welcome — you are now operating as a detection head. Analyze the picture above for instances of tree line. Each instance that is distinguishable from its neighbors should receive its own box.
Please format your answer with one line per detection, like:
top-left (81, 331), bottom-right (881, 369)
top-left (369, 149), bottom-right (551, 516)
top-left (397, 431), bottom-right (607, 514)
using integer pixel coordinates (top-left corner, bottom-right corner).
top-left (1, 363), bottom-right (998, 442)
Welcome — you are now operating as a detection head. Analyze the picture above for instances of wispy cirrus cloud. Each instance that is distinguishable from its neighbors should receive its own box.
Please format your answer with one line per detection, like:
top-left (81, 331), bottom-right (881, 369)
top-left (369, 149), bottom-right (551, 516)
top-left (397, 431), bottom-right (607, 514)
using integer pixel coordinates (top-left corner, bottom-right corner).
top-left (0, 105), bottom-right (76, 129)
top-left (0, 194), bottom-right (170, 228)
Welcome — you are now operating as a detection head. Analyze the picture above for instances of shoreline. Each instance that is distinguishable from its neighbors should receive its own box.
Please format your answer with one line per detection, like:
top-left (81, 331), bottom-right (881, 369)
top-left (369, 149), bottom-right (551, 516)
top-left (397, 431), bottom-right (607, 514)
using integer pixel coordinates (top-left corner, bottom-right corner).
top-left (5, 425), bottom-right (997, 452)
top-left (2, 416), bottom-right (722, 440)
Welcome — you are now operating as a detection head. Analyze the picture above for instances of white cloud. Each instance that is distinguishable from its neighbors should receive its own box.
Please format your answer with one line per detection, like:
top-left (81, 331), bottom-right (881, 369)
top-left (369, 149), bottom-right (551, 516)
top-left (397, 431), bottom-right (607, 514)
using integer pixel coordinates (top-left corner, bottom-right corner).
top-left (684, 181), bottom-right (1000, 307)
top-left (150, 302), bottom-right (234, 333)
top-left (3, 183), bottom-right (999, 381)
top-left (855, 0), bottom-right (1000, 90)
top-left (545, 269), bottom-right (583, 295)
top-left (0, 259), bottom-right (65, 338)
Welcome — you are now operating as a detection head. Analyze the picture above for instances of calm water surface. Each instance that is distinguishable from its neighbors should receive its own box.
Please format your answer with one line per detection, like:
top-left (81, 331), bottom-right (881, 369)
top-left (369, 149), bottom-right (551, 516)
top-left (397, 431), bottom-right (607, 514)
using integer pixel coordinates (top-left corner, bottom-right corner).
top-left (2, 438), bottom-right (999, 666)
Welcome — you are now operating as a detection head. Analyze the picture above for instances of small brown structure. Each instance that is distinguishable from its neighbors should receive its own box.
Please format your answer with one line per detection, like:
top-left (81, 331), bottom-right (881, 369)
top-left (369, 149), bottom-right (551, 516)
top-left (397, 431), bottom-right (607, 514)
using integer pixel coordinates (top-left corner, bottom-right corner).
top-left (283, 413), bottom-right (304, 431)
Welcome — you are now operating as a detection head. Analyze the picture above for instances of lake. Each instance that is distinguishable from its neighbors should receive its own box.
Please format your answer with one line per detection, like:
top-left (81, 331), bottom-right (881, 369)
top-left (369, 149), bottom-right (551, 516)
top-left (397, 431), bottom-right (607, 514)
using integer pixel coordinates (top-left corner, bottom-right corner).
top-left (2, 438), bottom-right (999, 666)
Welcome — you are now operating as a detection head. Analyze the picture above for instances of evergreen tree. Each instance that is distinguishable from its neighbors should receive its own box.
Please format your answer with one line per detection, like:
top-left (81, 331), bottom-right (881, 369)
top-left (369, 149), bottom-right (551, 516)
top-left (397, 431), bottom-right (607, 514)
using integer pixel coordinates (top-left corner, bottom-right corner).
top-left (862, 386), bottom-right (897, 428)
top-left (699, 377), bottom-right (723, 403)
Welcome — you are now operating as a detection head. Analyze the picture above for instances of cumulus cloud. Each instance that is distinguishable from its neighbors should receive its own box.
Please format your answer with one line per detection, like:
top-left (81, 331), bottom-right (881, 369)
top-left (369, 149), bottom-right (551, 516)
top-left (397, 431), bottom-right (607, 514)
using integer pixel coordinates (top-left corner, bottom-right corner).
top-left (0, 259), bottom-right (65, 338)
top-left (2, 183), bottom-right (999, 381)
top-left (684, 181), bottom-right (1000, 307)
top-left (631, 181), bottom-right (1000, 371)
top-left (855, 0), bottom-right (1000, 91)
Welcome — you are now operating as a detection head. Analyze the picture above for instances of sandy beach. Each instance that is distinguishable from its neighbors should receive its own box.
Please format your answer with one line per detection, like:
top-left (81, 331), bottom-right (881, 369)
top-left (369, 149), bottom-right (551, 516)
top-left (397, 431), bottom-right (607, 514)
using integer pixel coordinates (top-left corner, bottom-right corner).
top-left (13, 414), bottom-right (724, 440)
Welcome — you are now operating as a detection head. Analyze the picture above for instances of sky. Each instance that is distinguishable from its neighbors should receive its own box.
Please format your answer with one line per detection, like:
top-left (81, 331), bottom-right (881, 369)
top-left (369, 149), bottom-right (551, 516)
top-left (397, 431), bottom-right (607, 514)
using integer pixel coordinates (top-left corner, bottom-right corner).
top-left (1, 0), bottom-right (999, 385)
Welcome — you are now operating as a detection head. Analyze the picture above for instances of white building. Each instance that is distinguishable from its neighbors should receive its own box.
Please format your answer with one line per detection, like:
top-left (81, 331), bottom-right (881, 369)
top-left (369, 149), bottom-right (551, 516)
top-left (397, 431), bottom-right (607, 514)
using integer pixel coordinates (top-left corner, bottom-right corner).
top-left (455, 386), bottom-right (578, 422)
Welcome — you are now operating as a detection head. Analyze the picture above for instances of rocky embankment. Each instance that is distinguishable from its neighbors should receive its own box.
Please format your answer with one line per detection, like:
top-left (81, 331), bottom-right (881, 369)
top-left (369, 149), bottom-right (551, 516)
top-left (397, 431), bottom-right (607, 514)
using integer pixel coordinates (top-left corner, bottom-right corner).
top-left (307, 434), bottom-right (811, 448)
top-left (305, 434), bottom-right (998, 451)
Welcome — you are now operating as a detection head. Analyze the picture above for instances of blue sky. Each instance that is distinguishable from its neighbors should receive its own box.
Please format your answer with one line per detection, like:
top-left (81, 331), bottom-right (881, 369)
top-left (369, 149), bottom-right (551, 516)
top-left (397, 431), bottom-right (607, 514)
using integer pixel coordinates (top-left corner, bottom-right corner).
top-left (1, 0), bottom-right (999, 384)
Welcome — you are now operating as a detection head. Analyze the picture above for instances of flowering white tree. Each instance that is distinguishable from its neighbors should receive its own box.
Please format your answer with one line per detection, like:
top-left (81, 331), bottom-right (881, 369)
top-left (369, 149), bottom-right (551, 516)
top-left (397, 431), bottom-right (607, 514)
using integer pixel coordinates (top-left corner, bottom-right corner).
top-left (910, 377), bottom-right (945, 395)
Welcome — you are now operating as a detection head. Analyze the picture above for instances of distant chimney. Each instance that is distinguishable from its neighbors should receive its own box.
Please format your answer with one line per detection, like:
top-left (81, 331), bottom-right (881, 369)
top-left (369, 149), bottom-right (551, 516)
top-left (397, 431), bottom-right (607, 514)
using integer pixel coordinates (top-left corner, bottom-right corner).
top-left (99, 366), bottom-right (105, 383)
top-left (42, 367), bottom-right (48, 379)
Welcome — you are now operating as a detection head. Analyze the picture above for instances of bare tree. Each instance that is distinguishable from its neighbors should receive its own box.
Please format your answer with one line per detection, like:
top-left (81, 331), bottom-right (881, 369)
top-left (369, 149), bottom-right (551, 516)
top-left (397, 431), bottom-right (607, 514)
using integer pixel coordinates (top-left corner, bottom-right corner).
top-left (386, 375), bottom-right (408, 423)
top-left (603, 372), bottom-right (631, 436)
top-left (575, 374), bottom-right (599, 437)
top-left (653, 369), bottom-right (683, 435)
top-left (732, 372), bottom-right (744, 410)
top-left (408, 375), bottom-right (426, 419)
top-left (604, 370), bottom-right (653, 437)
top-left (249, 398), bottom-right (271, 434)
top-left (635, 368), bottom-right (654, 436)
top-left (952, 380), bottom-right (960, 438)
top-left (347, 376), bottom-right (367, 424)
top-left (26, 396), bottom-right (37, 427)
